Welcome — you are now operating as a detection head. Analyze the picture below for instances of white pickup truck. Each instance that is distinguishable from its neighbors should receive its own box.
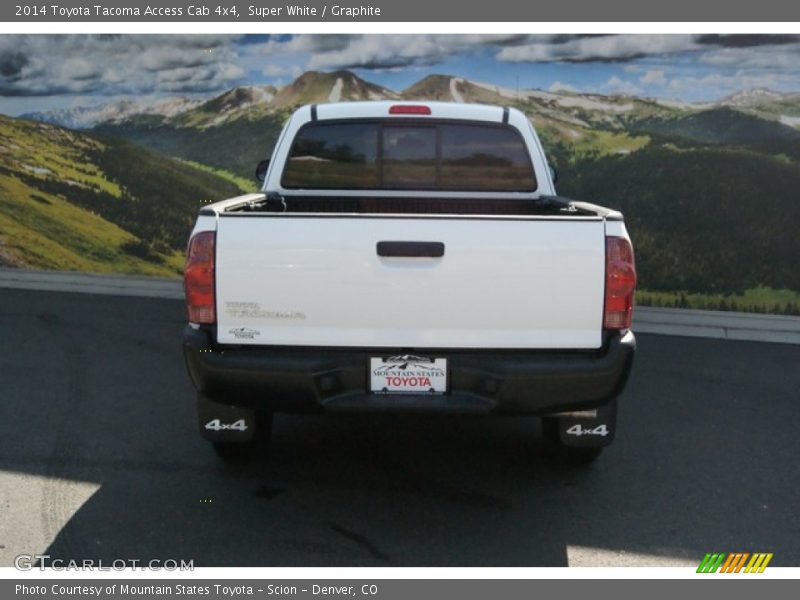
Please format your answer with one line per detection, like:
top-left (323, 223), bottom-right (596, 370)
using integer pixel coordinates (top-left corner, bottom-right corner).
top-left (182, 101), bottom-right (636, 465)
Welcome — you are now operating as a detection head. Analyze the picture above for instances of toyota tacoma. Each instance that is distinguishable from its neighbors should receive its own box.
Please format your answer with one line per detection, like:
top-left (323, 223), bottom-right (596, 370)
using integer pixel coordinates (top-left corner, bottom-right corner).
top-left (182, 101), bottom-right (637, 464)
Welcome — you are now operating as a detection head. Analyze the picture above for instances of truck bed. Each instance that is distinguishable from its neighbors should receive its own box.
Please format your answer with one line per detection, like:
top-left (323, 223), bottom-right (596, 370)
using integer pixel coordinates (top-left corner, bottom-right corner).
top-left (208, 193), bottom-right (621, 219)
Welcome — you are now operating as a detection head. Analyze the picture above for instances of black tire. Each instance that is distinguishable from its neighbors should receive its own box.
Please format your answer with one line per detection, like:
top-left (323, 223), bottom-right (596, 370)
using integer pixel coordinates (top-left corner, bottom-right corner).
top-left (541, 416), bottom-right (561, 448)
top-left (564, 446), bottom-right (604, 466)
top-left (540, 417), bottom-right (604, 466)
top-left (211, 411), bottom-right (274, 463)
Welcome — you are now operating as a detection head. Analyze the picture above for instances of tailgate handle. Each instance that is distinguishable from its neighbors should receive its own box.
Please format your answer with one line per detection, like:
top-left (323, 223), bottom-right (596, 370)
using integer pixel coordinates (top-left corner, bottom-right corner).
top-left (377, 241), bottom-right (445, 258)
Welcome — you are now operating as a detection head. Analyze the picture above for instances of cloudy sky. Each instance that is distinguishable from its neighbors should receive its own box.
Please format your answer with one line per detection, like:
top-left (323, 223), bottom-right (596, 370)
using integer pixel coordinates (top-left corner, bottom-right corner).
top-left (2, 34), bottom-right (800, 114)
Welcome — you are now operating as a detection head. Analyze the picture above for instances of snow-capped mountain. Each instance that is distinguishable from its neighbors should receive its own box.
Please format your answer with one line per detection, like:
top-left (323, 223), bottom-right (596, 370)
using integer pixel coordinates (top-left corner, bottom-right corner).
top-left (719, 88), bottom-right (788, 108)
top-left (21, 96), bottom-right (204, 129)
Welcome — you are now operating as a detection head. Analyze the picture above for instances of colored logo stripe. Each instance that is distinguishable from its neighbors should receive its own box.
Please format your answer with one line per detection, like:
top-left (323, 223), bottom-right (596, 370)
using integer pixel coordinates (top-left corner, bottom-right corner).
top-left (697, 553), bottom-right (726, 573)
top-left (745, 553), bottom-right (773, 573)
top-left (697, 552), bottom-right (773, 573)
top-left (720, 553), bottom-right (749, 573)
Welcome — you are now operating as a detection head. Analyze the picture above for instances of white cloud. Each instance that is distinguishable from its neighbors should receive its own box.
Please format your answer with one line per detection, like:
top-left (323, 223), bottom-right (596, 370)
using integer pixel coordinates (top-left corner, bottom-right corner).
top-left (549, 81), bottom-right (577, 93)
top-left (640, 69), bottom-right (666, 85)
top-left (253, 34), bottom-right (800, 73)
top-left (699, 44), bottom-right (800, 70)
top-left (604, 76), bottom-right (643, 96)
top-left (257, 34), bottom-right (530, 70)
top-left (261, 63), bottom-right (302, 78)
top-left (496, 35), bottom-right (699, 63)
top-left (61, 58), bottom-right (101, 81)
top-left (0, 35), bottom-right (244, 96)
top-left (666, 71), bottom-right (798, 96)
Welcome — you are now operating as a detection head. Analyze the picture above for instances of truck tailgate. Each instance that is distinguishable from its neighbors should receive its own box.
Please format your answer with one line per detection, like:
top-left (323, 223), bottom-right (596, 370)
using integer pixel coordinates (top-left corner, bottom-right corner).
top-left (215, 215), bottom-right (606, 349)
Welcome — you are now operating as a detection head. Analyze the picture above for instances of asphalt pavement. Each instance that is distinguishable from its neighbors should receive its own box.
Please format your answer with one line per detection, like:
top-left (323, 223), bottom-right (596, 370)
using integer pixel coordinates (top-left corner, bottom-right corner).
top-left (1, 288), bottom-right (798, 567)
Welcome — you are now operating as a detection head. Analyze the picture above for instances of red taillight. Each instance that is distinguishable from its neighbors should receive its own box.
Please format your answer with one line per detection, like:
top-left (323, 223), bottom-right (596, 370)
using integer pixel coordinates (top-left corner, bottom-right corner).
top-left (604, 236), bottom-right (636, 330)
top-left (184, 231), bottom-right (216, 324)
top-left (389, 104), bottom-right (431, 115)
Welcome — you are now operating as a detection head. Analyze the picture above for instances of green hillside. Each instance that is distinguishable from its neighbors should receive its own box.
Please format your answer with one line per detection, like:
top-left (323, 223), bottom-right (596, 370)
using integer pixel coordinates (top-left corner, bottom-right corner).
top-left (556, 142), bottom-right (800, 296)
top-left (633, 108), bottom-right (800, 159)
top-left (95, 112), bottom-right (285, 182)
top-left (0, 115), bottom-right (240, 275)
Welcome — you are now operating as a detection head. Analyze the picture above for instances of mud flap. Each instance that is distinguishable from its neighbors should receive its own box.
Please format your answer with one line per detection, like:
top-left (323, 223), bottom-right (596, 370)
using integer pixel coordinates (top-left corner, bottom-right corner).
top-left (550, 400), bottom-right (617, 448)
top-left (197, 393), bottom-right (256, 443)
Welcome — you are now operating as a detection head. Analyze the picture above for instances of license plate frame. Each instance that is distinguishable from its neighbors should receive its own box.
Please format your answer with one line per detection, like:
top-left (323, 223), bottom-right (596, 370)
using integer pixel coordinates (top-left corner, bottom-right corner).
top-left (369, 355), bottom-right (448, 395)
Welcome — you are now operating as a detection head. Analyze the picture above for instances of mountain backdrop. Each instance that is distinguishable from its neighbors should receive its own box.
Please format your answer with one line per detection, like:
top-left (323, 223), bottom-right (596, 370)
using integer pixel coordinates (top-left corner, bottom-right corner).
top-left (3, 70), bottom-right (800, 313)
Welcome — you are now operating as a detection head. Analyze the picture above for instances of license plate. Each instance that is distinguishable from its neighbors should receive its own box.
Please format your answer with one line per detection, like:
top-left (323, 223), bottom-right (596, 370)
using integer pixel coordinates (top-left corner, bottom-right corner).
top-left (369, 355), bottom-right (447, 394)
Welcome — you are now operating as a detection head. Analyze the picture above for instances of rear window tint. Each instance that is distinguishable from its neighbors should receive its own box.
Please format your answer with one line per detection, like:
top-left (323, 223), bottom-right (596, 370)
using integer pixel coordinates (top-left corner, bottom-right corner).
top-left (281, 122), bottom-right (379, 189)
top-left (382, 126), bottom-right (437, 187)
top-left (281, 120), bottom-right (536, 192)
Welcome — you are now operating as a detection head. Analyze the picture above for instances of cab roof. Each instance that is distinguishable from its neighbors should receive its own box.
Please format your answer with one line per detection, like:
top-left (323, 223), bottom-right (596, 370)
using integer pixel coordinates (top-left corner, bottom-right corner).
top-left (295, 101), bottom-right (520, 126)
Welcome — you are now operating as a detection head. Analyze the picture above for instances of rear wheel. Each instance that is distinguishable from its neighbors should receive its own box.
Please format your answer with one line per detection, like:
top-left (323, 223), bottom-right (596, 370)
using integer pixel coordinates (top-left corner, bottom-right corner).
top-left (565, 444), bottom-right (604, 466)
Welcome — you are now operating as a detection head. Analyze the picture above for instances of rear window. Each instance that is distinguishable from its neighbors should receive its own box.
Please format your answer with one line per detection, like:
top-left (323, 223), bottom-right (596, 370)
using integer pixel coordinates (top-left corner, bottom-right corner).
top-left (281, 120), bottom-right (536, 192)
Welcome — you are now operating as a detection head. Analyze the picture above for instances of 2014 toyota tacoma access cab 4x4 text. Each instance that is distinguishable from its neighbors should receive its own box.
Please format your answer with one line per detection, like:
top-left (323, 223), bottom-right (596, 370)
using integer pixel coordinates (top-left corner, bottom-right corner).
top-left (182, 101), bottom-right (637, 464)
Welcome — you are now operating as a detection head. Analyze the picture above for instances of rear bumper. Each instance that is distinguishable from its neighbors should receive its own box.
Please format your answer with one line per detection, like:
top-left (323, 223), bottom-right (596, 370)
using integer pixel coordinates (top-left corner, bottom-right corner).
top-left (183, 327), bottom-right (635, 415)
